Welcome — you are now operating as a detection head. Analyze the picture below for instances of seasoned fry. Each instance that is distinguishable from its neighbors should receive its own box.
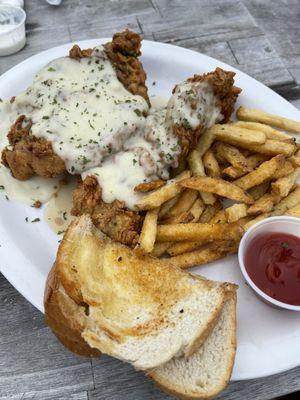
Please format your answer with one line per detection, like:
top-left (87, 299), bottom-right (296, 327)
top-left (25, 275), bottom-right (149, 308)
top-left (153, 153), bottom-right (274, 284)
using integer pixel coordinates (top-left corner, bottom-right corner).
top-left (180, 176), bottom-right (254, 204)
top-left (134, 180), bottom-right (165, 192)
top-left (151, 242), bottom-right (173, 257)
top-left (138, 208), bottom-right (159, 253)
top-left (222, 154), bottom-right (267, 179)
top-left (137, 170), bottom-right (190, 210)
top-left (210, 210), bottom-right (227, 224)
top-left (284, 203), bottom-right (300, 217)
top-left (203, 149), bottom-right (221, 178)
top-left (271, 168), bottom-right (300, 197)
top-left (163, 189), bottom-right (198, 219)
top-left (237, 106), bottom-right (300, 134)
top-left (214, 142), bottom-right (250, 172)
top-left (245, 140), bottom-right (296, 157)
top-left (209, 124), bottom-right (266, 146)
top-left (167, 241), bottom-right (203, 256)
top-left (188, 198), bottom-right (205, 221)
top-left (194, 129), bottom-right (215, 156)
top-left (188, 151), bottom-right (216, 205)
top-left (244, 213), bottom-right (271, 230)
top-left (158, 195), bottom-right (180, 219)
top-left (165, 241), bottom-right (239, 269)
top-left (233, 121), bottom-right (295, 142)
top-left (248, 182), bottom-right (270, 200)
top-left (234, 155), bottom-right (285, 190)
top-left (289, 149), bottom-right (300, 167)
top-left (247, 192), bottom-right (279, 215)
top-left (225, 203), bottom-right (248, 222)
top-left (199, 203), bottom-right (222, 223)
top-left (272, 186), bottom-right (300, 215)
top-left (156, 222), bottom-right (243, 243)
top-left (272, 160), bottom-right (295, 179)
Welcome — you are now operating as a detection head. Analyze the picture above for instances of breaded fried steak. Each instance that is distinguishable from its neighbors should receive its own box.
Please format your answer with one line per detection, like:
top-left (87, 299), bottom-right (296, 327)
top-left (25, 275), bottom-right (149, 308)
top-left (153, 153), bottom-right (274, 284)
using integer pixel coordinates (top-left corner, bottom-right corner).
top-left (1, 30), bottom-right (149, 181)
top-left (0, 30), bottom-right (241, 245)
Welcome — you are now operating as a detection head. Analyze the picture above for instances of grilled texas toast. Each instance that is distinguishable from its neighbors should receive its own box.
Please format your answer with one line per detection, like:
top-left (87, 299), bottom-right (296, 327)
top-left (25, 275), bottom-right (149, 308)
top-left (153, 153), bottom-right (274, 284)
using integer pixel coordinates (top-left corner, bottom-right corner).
top-left (51, 215), bottom-right (232, 370)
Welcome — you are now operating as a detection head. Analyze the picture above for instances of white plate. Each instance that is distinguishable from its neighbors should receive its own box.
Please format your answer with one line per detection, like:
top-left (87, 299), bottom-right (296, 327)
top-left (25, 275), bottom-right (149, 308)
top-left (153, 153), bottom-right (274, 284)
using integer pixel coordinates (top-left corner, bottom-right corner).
top-left (1, 38), bottom-right (300, 381)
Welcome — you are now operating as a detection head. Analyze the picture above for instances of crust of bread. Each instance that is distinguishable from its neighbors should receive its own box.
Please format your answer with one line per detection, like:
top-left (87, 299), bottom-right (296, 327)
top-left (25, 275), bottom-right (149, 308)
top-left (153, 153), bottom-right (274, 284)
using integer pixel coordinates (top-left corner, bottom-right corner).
top-left (148, 290), bottom-right (237, 400)
top-left (44, 263), bottom-right (100, 357)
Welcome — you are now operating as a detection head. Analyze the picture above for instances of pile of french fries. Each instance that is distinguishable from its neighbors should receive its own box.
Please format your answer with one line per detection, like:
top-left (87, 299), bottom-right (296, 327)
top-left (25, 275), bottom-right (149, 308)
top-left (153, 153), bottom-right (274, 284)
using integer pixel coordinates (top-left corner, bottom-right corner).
top-left (137, 106), bottom-right (300, 269)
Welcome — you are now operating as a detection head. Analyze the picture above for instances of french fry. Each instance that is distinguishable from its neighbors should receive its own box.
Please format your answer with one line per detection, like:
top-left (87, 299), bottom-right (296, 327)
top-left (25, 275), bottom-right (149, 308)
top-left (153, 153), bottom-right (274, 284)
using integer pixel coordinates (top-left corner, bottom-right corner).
top-left (225, 203), bottom-right (248, 223)
top-left (188, 198), bottom-right (205, 221)
top-left (151, 242), bottom-right (173, 257)
top-left (244, 140), bottom-right (296, 157)
top-left (203, 149), bottom-right (221, 178)
top-left (233, 121), bottom-right (295, 142)
top-left (237, 106), bottom-right (300, 134)
top-left (180, 176), bottom-right (254, 204)
top-left (195, 129), bottom-right (215, 156)
top-left (214, 142), bottom-right (250, 172)
top-left (271, 168), bottom-right (300, 197)
top-left (165, 241), bottom-right (239, 269)
top-left (244, 213), bottom-right (271, 230)
top-left (247, 192), bottom-right (280, 215)
top-left (248, 182), bottom-right (270, 200)
top-left (134, 180), bottom-right (165, 192)
top-left (209, 124), bottom-right (266, 147)
top-left (158, 195), bottom-right (180, 219)
top-left (272, 186), bottom-right (300, 215)
top-left (284, 203), bottom-right (300, 217)
top-left (188, 151), bottom-right (216, 205)
top-left (234, 154), bottom-right (285, 190)
top-left (272, 160), bottom-right (295, 179)
top-left (222, 154), bottom-right (267, 179)
top-left (173, 198), bottom-right (205, 225)
top-left (163, 189), bottom-right (198, 219)
top-left (156, 222), bottom-right (243, 243)
top-left (199, 203), bottom-right (222, 223)
top-left (137, 170), bottom-right (190, 210)
top-left (210, 209), bottom-right (227, 224)
top-left (167, 241), bottom-right (204, 256)
top-left (138, 208), bottom-right (159, 253)
top-left (289, 149), bottom-right (300, 167)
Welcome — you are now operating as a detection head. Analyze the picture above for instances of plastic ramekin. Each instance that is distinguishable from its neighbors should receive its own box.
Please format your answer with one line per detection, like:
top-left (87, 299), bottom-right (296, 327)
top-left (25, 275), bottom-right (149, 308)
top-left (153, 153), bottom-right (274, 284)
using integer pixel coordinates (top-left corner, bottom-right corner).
top-left (238, 216), bottom-right (300, 311)
top-left (0, 5), bottom-right (26, 56)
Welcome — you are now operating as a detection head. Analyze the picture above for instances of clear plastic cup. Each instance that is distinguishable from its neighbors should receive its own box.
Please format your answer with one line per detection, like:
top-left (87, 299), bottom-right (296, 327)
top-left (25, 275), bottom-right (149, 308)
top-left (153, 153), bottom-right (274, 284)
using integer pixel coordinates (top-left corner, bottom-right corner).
top-left (0, 5), bottom-right (26, 56)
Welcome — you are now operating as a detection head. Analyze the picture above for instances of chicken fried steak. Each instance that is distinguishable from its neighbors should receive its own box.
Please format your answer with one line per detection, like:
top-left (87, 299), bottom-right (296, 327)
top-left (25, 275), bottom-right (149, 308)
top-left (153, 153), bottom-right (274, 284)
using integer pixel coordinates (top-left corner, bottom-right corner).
top-left (1, 30), bottom-right (149, 181)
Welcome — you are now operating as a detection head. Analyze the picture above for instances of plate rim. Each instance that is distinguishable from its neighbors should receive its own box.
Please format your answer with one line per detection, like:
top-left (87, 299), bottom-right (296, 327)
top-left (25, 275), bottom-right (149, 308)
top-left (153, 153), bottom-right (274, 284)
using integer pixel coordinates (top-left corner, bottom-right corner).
top-left (1, 37), bottom-right (300, 382)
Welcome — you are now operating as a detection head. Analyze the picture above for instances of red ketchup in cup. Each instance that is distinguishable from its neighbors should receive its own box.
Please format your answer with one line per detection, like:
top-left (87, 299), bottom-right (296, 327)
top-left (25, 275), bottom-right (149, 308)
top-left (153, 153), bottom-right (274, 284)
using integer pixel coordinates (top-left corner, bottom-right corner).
top-left (245, 232), bottom-right (300, 306)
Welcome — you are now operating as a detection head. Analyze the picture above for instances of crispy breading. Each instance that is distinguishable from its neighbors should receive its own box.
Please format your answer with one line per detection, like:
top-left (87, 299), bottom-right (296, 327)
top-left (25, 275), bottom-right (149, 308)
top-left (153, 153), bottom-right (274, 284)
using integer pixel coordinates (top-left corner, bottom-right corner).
top-left (1, 115), bottom-right (65, 180)
top-left (71, 176), bottom-right (142, 247)
top-left (174, 68), bottom-right (241, 157)
top-left (1, 30), bottom-right (149, 180)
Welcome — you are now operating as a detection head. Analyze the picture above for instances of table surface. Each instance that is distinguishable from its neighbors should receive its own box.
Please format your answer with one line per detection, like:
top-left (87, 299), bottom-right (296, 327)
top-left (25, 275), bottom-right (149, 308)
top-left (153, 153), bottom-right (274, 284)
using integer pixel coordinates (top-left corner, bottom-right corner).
top-left (0, 1), bottom-right (300, 399)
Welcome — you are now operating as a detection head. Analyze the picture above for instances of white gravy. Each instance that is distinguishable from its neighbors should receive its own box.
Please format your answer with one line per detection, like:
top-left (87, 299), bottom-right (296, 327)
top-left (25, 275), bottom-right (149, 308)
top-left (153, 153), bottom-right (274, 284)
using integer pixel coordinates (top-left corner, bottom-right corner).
top-left (0, 99), bottom-right (62, 204)
top-left (167, 81), bottom-right (222, 130)
top-left (1, 46), bottom-right (221, 211)
top-left (44, 177), bottom-right (77, 234)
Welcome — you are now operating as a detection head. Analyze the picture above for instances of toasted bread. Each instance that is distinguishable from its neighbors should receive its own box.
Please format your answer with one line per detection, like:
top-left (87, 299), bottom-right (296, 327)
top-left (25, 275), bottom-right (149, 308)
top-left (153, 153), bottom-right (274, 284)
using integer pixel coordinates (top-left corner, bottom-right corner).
top-left (149, 291), bottom-right (237, 399)
top-left (44, 263), bottom-right (100, 357)
top-left (54, 215), bottom-right (230, 370)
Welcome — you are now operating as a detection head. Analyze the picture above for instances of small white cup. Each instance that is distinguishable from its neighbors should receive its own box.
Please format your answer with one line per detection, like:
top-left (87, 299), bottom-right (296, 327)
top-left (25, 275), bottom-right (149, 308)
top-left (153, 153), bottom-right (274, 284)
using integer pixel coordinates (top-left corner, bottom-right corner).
top-left (0, 5), bottom-right (26, 56)
top-left (238, 216), bottom-right (300, 312)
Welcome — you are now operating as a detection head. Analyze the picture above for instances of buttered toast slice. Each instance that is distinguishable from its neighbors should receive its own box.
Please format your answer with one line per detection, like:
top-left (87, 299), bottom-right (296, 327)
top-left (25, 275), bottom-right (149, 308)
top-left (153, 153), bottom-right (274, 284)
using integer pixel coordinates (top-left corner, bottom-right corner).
top-left (55, 215), bottom-right (231, 370)
top-left (44, 264), bottom-right (100, 357)
top-left (149, 292), bottom-right (237, 399)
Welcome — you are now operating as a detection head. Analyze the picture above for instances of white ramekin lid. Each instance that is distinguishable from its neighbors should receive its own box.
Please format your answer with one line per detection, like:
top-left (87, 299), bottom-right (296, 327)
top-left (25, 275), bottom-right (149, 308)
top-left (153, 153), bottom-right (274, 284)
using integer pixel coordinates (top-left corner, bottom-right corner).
top-left (238, 216), bottom-right (300, 311)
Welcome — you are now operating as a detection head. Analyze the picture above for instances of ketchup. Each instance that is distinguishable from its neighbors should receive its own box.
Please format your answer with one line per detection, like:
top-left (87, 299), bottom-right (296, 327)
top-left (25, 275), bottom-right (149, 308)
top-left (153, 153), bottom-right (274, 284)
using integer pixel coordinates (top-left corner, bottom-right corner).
top-left (245, 232), bottom-right (300, 306)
